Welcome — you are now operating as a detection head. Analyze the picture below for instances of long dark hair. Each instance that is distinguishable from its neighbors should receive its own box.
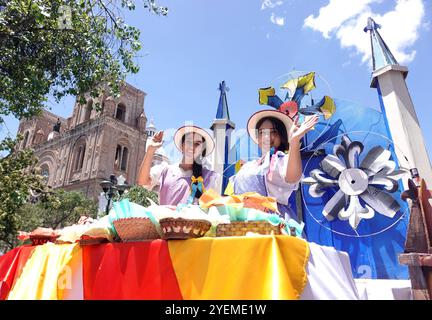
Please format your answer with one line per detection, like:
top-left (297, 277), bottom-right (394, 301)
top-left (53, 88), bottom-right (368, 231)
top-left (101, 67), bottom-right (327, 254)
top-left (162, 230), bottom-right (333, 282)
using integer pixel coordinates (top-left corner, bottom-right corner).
top-left (181, 134), bottom-right (207, 199)
top-left (256, 116), bottom-right (289, 152)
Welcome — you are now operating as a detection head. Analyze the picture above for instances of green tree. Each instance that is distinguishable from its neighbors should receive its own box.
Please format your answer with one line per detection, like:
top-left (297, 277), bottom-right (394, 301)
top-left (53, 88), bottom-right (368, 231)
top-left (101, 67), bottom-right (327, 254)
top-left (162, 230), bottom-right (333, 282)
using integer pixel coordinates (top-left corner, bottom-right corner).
top-left (1, 189), bottom-right (98, 252)
top-left (119, 185), bottom-right (158, 207)
top-left (0, 0), bottom-right (167, 122)
top-left (0, 136), bottom-right (46, 251)
top-left (34, 189), bottom-right (98, 229)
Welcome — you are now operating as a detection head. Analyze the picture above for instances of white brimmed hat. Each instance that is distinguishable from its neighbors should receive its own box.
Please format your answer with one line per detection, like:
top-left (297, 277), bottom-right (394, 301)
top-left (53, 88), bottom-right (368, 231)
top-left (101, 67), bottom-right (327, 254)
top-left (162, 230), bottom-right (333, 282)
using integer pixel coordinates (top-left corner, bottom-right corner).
top-left (174, 125), bottom-right (215, 155)
top-left (247, 110), bottom-right (294, 144)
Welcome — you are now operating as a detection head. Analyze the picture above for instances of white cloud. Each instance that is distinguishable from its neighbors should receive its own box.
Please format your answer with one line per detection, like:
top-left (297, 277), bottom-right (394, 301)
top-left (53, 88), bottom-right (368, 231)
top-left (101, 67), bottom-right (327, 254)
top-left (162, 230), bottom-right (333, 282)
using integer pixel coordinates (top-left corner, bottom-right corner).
top-left (303, 0), bottom-right (425, 65)
top-left (270, 13), bottom-right (285, 26)
top-left (261, 0), bottom-right (283, 10)
top-left (304, 0), bottom-right (376, 38)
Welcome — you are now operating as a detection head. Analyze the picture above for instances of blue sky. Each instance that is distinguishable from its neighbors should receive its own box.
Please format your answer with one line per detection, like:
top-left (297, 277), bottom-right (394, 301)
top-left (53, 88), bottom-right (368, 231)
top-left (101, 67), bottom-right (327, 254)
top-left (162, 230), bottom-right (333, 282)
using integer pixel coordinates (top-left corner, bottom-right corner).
top-left (1, 0), bottom-right (431, 160)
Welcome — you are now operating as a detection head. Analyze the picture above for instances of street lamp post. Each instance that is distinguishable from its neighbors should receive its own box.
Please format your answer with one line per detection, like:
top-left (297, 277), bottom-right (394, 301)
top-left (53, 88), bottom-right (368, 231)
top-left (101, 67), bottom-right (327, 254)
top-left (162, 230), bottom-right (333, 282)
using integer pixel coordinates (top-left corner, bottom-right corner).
top-left (99, 174), bottom-right (130, 216)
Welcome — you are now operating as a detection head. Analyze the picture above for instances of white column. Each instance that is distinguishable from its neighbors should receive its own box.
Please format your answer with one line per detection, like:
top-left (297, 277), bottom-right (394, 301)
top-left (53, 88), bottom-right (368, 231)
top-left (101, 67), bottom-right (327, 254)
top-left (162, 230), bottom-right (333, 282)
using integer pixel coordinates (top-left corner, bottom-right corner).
top-left (373, 65), bottom-right (432, 187)
top-left (211, 119), bottom-right (235, 195)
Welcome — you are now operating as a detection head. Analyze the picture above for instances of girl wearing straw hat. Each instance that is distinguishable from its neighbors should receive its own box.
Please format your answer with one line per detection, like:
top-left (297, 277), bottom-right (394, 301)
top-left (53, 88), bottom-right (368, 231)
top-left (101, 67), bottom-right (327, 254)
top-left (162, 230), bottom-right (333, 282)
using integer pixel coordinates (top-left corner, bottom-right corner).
top-left (229, 110), bottom-right (318, 221)
top-left (137, 125), bottom-right (219, 206)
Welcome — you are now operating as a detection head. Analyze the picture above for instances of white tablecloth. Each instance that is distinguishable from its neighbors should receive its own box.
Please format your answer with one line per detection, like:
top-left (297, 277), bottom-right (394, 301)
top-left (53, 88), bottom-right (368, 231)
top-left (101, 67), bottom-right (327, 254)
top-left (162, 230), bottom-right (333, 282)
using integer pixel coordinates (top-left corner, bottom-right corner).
top-left (301, 242), bottom-right (361, 300)
top-left (354, 279), bottom-right (412, 300)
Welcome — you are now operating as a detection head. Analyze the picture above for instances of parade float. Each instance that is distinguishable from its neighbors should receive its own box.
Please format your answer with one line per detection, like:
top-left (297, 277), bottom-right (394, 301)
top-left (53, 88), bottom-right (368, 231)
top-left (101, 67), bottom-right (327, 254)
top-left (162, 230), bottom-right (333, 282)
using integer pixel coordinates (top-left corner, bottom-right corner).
top-left (1, 18), bottom-right (432, 300)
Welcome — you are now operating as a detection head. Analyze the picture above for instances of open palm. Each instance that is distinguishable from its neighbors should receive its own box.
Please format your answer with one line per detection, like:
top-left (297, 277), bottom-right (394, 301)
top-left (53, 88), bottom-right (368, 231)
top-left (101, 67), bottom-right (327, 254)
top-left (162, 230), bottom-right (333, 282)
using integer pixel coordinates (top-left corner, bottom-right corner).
top-left (289, 115), bottom-right (319, 143)
top-left (148, 130), bottom-right (164, 151)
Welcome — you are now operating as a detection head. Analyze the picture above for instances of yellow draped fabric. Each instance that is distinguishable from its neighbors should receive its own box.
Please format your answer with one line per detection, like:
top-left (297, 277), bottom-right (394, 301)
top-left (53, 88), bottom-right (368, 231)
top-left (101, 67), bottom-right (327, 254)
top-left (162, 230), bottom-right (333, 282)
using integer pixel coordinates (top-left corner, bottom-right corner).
top-left (7, 243), bottom-right (79, 300)
top-left (168, 235), bottom-right (309, 300)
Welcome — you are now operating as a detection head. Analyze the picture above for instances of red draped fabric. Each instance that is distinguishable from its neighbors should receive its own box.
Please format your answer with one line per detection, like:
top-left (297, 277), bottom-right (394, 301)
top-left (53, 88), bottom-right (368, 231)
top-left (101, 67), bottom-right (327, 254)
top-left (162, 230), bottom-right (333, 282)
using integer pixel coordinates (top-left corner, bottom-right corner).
top-left (0, 246), bottom-right (35, 300)
top-left (82, 240), bottom-right (182, 300)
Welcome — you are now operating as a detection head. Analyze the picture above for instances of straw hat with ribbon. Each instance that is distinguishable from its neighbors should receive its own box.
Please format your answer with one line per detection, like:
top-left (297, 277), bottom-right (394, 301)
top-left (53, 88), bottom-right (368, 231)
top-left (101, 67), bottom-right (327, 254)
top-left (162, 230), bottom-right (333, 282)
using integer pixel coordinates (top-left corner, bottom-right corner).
top-left (174, 125), bottom-right (215, 156)
top-left (173, 125), bottom-right (215, 205)
top-left (247, 109), bottom-right (294, 145)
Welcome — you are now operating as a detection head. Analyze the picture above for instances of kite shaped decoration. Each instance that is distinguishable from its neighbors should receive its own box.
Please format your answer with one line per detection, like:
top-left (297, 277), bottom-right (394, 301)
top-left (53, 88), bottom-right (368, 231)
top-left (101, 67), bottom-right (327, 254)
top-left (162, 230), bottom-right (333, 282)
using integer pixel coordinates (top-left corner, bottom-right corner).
top-left (258, 72), bottom-right (336, 120)
top-left (302, 135), bottom-right (407, 230)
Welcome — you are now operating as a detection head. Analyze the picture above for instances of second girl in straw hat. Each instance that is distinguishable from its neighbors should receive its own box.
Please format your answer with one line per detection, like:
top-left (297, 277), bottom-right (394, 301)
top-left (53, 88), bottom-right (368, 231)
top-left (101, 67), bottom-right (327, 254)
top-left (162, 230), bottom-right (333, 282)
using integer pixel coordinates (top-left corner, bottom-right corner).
top-left (229, 110), bottom-right (318, 221)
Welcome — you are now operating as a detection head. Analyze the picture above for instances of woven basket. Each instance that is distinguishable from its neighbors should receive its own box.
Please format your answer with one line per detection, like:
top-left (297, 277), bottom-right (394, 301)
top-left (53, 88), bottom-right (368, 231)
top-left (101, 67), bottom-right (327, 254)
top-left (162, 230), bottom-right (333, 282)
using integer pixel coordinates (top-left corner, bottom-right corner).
top-left (113, 217), bottom-right (160, 242)
top-left (159, 218), bottom-right (211, 240)
top-left (216, 221), bottom-right (283, 237)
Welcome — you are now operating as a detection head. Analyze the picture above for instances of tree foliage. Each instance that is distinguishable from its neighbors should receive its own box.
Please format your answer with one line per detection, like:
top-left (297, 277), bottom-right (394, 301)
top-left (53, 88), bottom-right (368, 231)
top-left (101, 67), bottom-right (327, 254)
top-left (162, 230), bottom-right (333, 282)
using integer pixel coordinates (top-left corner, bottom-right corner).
top-left (0, 0), bottom-right (167, 252)
top-left (0, 135), bottom-right (46, 251)
top-left (119, 185), bottom-right (159, 207)
top-left (1, 188), bottom-right (98, 252)
top-left (0, 0), bottom-right (167, 122)
top-left (30, 189), bottom-right (98, 229)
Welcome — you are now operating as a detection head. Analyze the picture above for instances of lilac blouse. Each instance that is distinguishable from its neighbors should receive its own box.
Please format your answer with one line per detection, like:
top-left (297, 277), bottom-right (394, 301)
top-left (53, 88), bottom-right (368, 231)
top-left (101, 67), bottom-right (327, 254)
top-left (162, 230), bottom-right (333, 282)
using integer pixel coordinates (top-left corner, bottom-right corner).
top-left (149, 163), bottom-right (220, 206)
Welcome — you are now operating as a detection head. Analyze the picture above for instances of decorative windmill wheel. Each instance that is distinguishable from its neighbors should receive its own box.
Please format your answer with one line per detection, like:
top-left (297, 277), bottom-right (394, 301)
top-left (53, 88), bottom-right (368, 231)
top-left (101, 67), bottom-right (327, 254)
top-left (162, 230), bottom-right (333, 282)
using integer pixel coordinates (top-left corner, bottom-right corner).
top-left (260, 70), bottom-right (336, 151)
top-left (301, 131), bottom-right (410, 237)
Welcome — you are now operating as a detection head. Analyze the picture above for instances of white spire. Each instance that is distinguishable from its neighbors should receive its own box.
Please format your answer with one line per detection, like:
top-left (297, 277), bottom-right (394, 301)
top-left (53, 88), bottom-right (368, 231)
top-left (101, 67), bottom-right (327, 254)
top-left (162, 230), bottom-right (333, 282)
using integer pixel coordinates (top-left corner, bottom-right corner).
top-left (366, 17), bottom-right (432, 186)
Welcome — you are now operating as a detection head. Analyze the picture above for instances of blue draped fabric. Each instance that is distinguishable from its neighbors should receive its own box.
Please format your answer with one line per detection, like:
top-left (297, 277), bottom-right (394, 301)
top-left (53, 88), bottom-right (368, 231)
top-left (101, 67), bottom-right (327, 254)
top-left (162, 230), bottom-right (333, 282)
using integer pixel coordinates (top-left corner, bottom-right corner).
top-left (301, 98), bottom-right (409, 279)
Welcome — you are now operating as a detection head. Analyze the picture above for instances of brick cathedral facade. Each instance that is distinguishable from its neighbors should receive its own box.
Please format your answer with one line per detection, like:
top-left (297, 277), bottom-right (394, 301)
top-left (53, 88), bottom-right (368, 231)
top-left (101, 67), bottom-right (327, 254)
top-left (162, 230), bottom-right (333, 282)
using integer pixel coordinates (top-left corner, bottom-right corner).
top-left (17, 83), bottom-right (166, 200)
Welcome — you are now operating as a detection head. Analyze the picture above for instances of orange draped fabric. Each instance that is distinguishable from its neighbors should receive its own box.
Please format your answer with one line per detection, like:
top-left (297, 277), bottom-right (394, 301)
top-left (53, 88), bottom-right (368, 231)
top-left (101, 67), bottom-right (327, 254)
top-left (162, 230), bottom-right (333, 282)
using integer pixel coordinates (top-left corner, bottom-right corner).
top-left (82, 240), bottom-right (182, 300)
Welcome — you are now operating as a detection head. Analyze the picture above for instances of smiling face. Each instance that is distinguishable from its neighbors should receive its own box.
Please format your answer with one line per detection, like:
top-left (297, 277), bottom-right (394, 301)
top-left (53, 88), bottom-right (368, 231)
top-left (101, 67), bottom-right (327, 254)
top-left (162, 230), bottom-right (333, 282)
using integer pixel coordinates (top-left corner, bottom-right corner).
top-left (256, 119), bottom-right (282, 154)
top-left (181, 132), bottom-right (205, 163)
